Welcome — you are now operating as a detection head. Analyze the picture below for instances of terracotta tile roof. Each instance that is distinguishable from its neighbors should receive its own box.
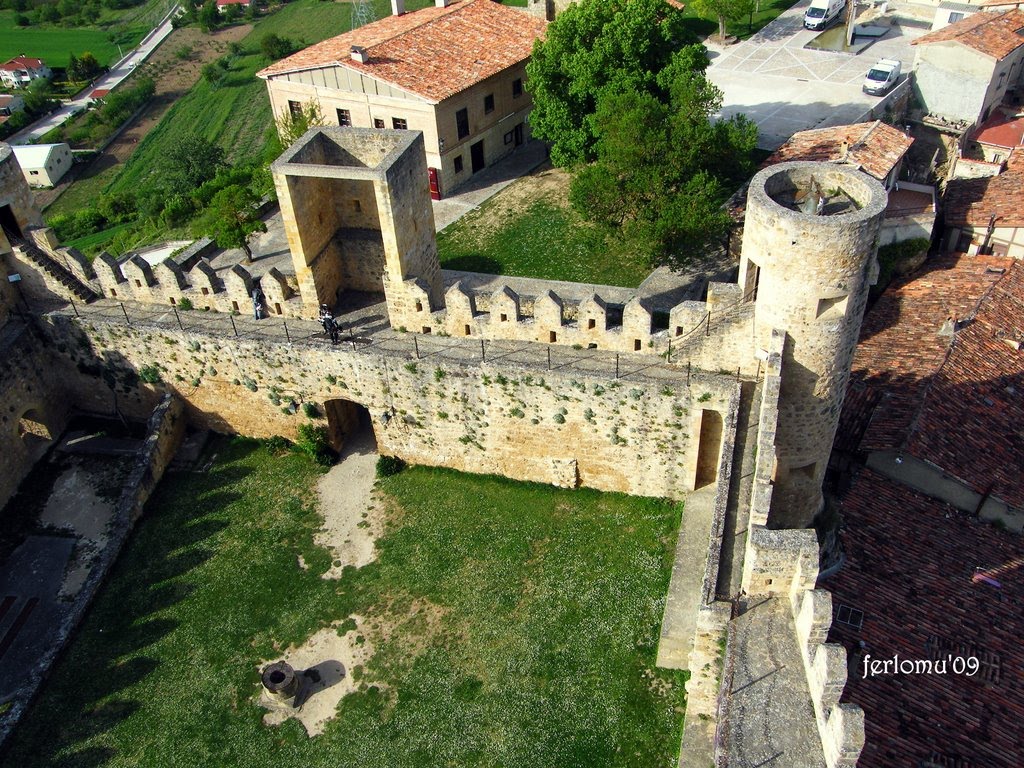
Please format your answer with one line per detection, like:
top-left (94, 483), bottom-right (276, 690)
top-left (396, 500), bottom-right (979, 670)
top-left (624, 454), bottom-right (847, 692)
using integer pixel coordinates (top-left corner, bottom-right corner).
top-left (764, 121), bottom-right (913, 182)
top-left (216, 0), bottom-right (250, 5)
top-left (257, 0), bottom-right (546, 103)
top-left (945, 156), bottom-right (1024, 227)
top-left (822, 468), bottom-right (1024, 768)
top-left (0, 56), bottom-right (46, 72)
top-left (840, 255), bottom-right (1024, 510)
top-left (840, 254), bottom-right (1011, 454)
top-left (912, 9), bottom-right (1024, 59)
top-left (902, 260), bottom-right (1024, 508)
top-left (90, 88), bottom-right (110, 100)
top-left (973, 110), bottom-right (1024, 149)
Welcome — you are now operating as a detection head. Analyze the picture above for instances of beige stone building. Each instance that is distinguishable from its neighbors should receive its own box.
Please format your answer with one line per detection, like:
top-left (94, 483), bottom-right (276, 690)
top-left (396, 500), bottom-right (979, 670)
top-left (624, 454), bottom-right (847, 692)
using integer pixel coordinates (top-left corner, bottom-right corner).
top-left (257, 0), bottom-right (546, 199)
top-left (911, 9), bottom-right (1024, 127)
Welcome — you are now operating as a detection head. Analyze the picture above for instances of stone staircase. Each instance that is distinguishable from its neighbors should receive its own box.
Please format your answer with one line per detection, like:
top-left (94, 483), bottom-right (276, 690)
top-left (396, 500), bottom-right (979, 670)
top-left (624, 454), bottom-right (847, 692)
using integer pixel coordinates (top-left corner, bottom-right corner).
top-left (11, 238), bottom-right (97, 304)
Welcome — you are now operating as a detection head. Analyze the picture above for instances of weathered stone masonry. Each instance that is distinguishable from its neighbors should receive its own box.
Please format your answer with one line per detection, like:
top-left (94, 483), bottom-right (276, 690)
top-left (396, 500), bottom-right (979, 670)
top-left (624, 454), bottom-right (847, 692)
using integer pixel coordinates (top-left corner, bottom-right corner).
top-left (39, 313), bottom-right (740, 500)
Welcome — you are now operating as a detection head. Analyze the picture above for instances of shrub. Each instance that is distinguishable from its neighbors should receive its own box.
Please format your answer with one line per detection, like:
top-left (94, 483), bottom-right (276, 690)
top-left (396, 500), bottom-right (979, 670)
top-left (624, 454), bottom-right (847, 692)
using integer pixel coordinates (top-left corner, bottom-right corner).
top-left (376, 455), bottom-right (406, 478)
top-left (302, 402), bottom-right (320, 419)
top-left (139, 364), bottom-right (162, 384)
top-left (294, 423), bottom-right (334, 466)
top-left (263, 435), bottom-right (291, 453)
top-left (178, 297), bottom-right (194, 311)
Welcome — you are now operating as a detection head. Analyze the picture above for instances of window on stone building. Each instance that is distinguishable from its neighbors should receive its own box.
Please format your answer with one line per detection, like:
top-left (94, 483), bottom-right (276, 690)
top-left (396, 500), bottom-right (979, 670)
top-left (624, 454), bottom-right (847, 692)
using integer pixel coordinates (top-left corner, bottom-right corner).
top-left (454, 155), bottom-right (464, 173)
top-left (816, 294), bottom-right (848, 321)
top-left (201, 287), bottom-right (209, 296)
top-left (464, 324), bottom-right (471, 336)
top-left (110, 289), bottom-right (117, 297)
top-left (633, 339), bottom-right (642, 351)
top-left (512, 78), bottom-right (523, 98)
top-left (373, 118), bottom-right (385, 129)
top-left (484, 93), bottom-right (494, 114)
top-left (288, 100), bottom-right (302, 119)
top-left (392, 117), bottom-right (408, 130)
top-left (337, 108), bottom-right (351, 126)
top-left (456, 107), bottom-right (469, 139)
top-left (351, 199), bottom-right (362, 213)
top-left (835, 604), bottom-right (864, 630)
top-left (275, 303), bottom-right (282, 315)
top-left (500, 313), bottom-right (508, 322)
top-left (134, 279), bottom-right (142, 288)
top-left (549, 331), bottom-right (557, 342)
top-left (588, 318), bottom-right (596, 330)
top-left (948, 11), bottom-right (964, 22)
top-left (232, 301), bottom-right (239, 312)
top-left (415, 300), bottom-right (423, 312)
top-left (169, 297), bottom-right (176, 305)
top-left (422, 326), bottom-right (431, 334)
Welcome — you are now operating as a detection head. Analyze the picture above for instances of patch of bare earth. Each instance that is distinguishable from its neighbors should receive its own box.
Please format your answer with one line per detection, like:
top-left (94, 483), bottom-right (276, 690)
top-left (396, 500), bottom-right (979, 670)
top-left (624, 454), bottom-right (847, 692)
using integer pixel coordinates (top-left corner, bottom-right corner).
top-left (259, 430), bottom-right (453, 736)
top-left (314, 428), bottom-right (382, 577)
top-left (38, 457), bottom-right (126, 600)
top-left (465, 162), bottom-right (572, 241)
top-left (259, 617), bottom-right (377, 737)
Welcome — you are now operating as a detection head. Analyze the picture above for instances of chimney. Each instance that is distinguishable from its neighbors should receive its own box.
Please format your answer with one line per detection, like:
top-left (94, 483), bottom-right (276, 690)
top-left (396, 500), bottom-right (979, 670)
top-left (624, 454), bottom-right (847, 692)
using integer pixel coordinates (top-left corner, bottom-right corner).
top-left (839, 140), bottom-right (850, 161)
top-left (391, 0), bottom-right (405, 14)
top-left (435, 0), bottom-right (451, 7)
top-left (350, 46), bottom-right (369, 64)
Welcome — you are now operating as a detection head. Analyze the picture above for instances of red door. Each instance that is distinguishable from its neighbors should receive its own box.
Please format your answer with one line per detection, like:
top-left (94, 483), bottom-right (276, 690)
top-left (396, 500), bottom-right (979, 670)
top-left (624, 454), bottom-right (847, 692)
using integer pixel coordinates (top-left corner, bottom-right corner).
top-left (428, 167), bottom-right (441, 200)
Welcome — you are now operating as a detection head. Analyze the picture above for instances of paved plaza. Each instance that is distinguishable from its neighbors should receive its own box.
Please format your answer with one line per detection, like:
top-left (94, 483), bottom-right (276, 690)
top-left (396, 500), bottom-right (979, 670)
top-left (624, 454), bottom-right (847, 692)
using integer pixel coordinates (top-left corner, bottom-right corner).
top-left (707, 0), bottom-right (930, 148)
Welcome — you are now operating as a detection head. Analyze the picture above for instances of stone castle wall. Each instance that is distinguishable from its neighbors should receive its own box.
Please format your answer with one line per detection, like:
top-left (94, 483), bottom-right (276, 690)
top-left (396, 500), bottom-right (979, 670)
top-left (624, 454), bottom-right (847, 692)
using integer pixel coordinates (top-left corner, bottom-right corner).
top-left (38, 313), bottom-right (741, 500)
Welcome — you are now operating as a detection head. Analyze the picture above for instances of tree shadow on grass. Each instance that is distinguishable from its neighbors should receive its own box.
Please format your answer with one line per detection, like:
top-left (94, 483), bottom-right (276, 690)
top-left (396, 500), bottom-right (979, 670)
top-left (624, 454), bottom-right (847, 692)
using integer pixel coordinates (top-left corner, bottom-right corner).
top-left (440, 254), bottom-right (504, 274)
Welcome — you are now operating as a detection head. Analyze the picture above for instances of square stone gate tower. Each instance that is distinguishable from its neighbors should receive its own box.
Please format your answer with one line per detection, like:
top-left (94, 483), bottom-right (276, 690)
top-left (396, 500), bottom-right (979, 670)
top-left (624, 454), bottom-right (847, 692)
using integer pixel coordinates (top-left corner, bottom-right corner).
top-left (272, 127), bottom-right (443, 324)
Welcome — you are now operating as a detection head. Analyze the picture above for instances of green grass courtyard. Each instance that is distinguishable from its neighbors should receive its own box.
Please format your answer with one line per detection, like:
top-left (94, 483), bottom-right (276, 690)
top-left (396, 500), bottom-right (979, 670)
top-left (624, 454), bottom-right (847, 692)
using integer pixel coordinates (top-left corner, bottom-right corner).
top-left (3, 437), bottom-right (687, 767)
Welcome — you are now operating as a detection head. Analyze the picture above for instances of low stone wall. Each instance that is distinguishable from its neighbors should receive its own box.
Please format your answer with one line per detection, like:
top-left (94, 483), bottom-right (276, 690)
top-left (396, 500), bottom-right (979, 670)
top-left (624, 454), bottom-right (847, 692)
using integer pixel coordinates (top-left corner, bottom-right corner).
top-left (0, 394), bottom-right (185, 750)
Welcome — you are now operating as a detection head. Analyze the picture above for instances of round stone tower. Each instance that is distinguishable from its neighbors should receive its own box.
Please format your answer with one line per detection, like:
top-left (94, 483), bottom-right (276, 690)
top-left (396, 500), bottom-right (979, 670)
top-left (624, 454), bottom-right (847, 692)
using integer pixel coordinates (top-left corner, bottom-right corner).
top-left (739, 161), bottom-right (887, 529)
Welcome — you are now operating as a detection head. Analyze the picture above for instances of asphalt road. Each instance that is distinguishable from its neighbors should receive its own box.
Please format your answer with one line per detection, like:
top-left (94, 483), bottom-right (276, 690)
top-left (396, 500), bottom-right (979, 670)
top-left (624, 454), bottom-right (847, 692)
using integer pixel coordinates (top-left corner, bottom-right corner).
top-left (8, 4), bottom-right (180, 146)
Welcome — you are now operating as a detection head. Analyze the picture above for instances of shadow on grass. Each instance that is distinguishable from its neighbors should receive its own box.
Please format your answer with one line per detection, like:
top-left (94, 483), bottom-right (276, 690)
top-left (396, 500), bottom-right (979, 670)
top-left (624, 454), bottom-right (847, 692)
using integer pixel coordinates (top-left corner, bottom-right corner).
top-left (441, 254), bottom-right (504, 274)
top-left (4, 446), bottom-right (252, 766)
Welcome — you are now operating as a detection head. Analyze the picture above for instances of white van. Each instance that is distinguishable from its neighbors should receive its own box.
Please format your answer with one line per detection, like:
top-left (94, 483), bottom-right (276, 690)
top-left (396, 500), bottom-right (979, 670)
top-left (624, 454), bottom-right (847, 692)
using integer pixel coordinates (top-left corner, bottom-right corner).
top-left (804, 0), bottom-right (845, 30)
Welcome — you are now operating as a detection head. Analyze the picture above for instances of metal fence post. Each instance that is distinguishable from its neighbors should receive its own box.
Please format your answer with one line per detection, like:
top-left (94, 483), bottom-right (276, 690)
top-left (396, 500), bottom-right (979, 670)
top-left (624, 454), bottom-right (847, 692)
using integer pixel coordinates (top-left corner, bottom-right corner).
top-left (414, 334), bottom-right (420, 359)
top-left (547, 347), bottom-right (551, 370)
top-left (172, 305), bottom-right (183, 331)
top-left (615, 354), bottom-right (619, 379)
top-left (230, 314), bottom-right (238, 336)
top-left (120, 302), bottom-right (130, 325)
top-left (667, 336), bottom-right (672, 363)
top-left (706, 311), bottom-right (711, 336)
top-left (480, 338), bottom-right (485, 361)
top-left (284, 321), bottom-right (290, 343)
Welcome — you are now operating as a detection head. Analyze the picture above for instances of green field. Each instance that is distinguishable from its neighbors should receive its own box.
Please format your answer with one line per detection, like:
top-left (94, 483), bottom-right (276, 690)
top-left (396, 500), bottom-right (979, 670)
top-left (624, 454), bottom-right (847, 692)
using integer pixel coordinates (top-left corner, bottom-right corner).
top-left (3, 437), bottom-right (687, 767)
top-left (438, 198), bottom-right (654, 288)
top-left (0, 8), bottom-right (157, 69)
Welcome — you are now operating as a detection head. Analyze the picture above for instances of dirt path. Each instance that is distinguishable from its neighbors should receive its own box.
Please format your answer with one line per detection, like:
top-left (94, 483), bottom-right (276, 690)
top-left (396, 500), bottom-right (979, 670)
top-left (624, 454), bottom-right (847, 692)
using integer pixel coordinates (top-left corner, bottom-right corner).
top-left (314, 429), bottom-right (382, 577)
top-left (259, 428), bottom-right (384, 735)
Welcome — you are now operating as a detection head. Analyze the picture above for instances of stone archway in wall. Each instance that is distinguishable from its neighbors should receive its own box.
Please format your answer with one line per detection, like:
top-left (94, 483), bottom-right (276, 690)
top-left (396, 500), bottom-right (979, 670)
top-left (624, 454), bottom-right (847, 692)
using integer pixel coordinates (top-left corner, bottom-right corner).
top-left (323, 399), bottom-right (373, 454)
top-left (695, 409), bottom-right (724, 489)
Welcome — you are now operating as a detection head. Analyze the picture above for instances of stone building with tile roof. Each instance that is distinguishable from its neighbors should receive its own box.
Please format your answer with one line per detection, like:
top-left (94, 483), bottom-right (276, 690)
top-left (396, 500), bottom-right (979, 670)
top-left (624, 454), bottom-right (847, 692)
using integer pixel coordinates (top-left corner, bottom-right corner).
top-left (257, 0), bottom-right (546, 199)
top-left (911, 9), bottom-right (1024, 126)
top-left (943, 149), bottom-right (1024, 256)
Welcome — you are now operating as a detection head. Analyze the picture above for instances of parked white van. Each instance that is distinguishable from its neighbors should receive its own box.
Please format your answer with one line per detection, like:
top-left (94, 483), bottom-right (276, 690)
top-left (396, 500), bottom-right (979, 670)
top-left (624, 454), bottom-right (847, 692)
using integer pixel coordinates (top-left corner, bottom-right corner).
top-left (804, 0), bottom-right (845, 30)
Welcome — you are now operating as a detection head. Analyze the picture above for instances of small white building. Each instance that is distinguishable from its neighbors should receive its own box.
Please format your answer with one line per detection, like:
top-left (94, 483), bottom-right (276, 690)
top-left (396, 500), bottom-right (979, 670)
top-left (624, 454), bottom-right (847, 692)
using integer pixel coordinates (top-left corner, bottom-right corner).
top-left (11, 143), bottom-right (73, 188)
top-left (0, 56), bottom-right (52, 89)
top-left (0, 94), bottom-right (25, 122)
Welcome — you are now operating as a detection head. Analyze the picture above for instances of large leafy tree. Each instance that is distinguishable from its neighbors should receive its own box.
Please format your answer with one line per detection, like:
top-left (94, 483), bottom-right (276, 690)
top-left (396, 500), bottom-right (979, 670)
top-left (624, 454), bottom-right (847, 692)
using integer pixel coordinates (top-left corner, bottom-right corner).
top-left (160, 133), bottom-right (225, 197)
top-left (559, 25), bottom-right (759, 267)
top-left (526, 0), bottom-right (704, 167)
top-left (527, 0), bottom-right (758, 268)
